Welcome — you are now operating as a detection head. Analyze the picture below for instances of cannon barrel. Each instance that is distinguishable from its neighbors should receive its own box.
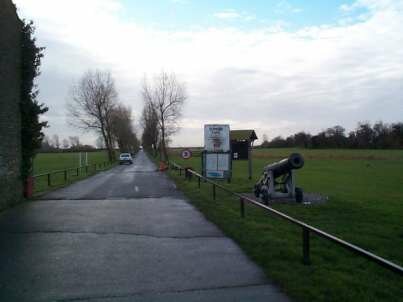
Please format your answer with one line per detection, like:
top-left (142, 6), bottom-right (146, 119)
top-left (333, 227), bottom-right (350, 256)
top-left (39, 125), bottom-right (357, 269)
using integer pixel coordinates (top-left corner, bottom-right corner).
top-left (265, 153), bottom-right (304, 178)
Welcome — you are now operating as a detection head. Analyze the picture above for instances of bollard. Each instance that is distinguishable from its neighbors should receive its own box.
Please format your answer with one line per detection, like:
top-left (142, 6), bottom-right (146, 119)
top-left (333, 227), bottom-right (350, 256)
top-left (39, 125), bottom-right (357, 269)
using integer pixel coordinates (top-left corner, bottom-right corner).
top-left (76, 167), bottom-right (79, 176)
top-left (302, 228), bottom-right (310, 265)
top-left (198, 176), bottom-right (201, 188)
top-left (213, 184), bottom-right (216, 200)
top-left (64, 170), bottom-right (67, 183)
top-left (47, 173), bottom-right (51, 187)
top-left (240, 198), bottom-right (245, 218)
top-left (85, 165), bottom-right (88, 174)
top-left (179, 168), bottom-right (182, 176)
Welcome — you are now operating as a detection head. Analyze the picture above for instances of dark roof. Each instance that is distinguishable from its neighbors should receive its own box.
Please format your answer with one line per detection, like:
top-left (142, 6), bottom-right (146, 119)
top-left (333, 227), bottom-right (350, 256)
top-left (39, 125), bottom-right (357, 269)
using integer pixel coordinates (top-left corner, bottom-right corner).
top-left (230, 130), bottom-right (258, 141)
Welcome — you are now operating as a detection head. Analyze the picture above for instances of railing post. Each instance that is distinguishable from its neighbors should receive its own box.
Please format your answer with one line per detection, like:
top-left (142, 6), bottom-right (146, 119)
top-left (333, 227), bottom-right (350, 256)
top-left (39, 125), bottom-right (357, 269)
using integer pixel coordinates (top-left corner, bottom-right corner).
top-left (64, 170), bottom-right (67, 183)
top-left (198, 176), bottom-right (201, 188)
top-left (47, 173), bottom-right (51, 187)
top-left (76, 167), bottom-right (79, 176)
top-left (303, 228), bottom-right (310, 265)
top-left (240, 198), bottom-right (245, 218)
top-left (213, 184), bottom-right (216, 200)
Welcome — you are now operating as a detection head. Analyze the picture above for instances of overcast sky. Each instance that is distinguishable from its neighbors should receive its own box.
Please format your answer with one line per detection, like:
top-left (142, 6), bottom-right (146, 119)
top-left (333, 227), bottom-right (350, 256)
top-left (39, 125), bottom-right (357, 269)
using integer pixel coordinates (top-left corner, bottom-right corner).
top-left (14, 0), bottom-right (403, 146)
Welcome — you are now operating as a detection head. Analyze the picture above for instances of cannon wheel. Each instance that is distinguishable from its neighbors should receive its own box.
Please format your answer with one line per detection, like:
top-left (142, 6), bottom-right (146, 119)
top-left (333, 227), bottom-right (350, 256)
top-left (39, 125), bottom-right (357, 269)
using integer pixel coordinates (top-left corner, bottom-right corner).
top-left (261, 190), bottom-right (269, 205)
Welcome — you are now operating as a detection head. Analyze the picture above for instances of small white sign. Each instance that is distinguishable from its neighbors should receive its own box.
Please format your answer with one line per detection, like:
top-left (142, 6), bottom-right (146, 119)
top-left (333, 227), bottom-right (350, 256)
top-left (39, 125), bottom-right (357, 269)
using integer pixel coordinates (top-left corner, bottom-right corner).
top-left (204, 125), bottom-right (230, 152)
top-left (181, 149), bottom-right (192, 159)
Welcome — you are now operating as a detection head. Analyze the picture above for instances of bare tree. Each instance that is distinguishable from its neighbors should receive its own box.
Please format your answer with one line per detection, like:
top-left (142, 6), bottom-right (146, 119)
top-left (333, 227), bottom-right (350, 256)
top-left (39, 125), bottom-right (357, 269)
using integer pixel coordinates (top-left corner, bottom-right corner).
top-left (110, 104), bottom-right (139, 153)
top-left (52, 134), bottom-right (60, 149)
top-left (142, 72), bottom-right (186, 160)
top-left (67, 70), bottom-right (117, 161)
top-left (69, 136), bottom-right (80, 147)
top-left (62, 138), bottom-right (69, 149)
top-left (141, 99), bottom-right (159, 155)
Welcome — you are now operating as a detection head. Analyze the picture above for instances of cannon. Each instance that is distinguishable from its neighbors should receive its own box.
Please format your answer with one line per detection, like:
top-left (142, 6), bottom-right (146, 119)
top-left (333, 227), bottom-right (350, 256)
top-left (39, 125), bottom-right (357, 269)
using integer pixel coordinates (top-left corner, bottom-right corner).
top-left (254, 153), bottom-right (304, 204)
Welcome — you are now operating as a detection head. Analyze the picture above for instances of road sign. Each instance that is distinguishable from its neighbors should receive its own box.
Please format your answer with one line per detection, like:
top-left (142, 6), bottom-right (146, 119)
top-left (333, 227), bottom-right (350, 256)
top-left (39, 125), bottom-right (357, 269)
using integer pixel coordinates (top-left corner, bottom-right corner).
top-left (181, 149), bottom-right (192, 160)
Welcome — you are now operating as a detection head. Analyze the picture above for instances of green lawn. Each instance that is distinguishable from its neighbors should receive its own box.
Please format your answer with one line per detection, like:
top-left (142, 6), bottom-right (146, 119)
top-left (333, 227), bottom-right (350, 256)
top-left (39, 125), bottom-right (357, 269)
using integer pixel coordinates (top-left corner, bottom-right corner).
top-left (167, 148), bottom-right (403, 302)
top-left (33, 151), bottom-right (112, 193)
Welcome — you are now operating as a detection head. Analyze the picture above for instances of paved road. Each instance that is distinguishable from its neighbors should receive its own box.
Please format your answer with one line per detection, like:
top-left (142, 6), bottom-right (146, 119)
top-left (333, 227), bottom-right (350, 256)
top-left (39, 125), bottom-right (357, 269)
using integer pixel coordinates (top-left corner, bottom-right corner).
top-left (0, 151), bottom-right (290, 302)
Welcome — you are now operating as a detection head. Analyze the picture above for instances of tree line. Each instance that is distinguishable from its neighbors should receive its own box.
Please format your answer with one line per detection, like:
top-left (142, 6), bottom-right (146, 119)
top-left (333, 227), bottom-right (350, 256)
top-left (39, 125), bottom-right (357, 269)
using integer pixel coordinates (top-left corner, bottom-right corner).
top-left (65, 70), bottom-right (186, 162)
top-left (261, 122), bottom-right (403, 149)
top-left (40, 135), bottom-right (100, 152)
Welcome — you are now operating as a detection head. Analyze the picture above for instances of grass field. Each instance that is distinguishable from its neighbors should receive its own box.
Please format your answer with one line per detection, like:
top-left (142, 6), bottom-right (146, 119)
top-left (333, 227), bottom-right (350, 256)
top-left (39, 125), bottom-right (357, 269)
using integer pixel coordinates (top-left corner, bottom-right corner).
top-left (167, 148), bottom-right (403, 302)
top-left (33, 151), bottom-right (111, 193)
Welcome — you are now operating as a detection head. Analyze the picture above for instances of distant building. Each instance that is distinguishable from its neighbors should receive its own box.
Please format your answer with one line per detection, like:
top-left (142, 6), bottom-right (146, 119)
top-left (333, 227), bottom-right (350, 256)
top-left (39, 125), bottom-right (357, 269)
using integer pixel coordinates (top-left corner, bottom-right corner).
top-left (230, 130), bottom-right (258, 160)
top-left (230, 129), bottom-right (258, 179)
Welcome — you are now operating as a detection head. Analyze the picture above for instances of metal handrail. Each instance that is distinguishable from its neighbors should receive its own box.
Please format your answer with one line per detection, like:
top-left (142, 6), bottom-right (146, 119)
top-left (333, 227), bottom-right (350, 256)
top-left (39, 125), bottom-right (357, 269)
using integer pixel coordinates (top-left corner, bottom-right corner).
top-left (32, 161), bottom-right (115, 191)
top-left (169, 161), bottom-right (403, 276)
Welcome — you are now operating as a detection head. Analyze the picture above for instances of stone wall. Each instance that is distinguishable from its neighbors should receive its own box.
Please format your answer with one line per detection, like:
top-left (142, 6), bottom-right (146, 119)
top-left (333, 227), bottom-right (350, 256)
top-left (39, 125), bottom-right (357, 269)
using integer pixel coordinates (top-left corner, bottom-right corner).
top-left (0, 0), bottom-right (23, 210)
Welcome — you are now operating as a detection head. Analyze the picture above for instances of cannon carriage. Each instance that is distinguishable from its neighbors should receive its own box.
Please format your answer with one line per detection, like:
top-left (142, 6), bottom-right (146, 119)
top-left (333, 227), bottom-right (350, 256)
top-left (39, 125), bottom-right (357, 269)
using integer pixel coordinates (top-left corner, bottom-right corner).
top-left (254, 153), bottom-right (304, 204)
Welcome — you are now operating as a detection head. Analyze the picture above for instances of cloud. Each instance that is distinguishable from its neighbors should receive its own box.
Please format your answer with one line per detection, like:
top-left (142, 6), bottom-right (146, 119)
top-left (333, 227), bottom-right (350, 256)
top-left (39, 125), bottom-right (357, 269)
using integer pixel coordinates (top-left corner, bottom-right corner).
top-left (274, 1), bottom-right (303, 15)
top-left (213, 9), bottom-right (256, 21)
top-left (13, 0), bottom-right (403, 146)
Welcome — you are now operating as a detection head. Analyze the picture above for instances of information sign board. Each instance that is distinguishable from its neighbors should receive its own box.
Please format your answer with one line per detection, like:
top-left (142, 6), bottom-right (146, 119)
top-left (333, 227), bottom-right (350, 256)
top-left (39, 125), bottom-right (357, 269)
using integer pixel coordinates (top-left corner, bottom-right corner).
top-left (204, 125), bottom-right (230, 152)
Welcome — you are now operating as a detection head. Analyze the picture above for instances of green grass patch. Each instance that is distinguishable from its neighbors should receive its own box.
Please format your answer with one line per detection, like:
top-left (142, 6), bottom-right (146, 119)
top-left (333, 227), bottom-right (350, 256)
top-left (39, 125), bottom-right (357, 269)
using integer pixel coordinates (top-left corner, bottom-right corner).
top-left (33, 151), bottom-right (113, 193)
top-left (167, 148), bottom-right (403, 302)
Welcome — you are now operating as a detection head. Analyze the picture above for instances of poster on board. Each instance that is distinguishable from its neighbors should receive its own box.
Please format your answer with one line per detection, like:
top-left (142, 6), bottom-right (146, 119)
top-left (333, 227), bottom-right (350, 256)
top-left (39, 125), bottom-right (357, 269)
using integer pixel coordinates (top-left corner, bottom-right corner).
top-left (204, 125), bottom-right (230, 152)
top-left (204, 153), bottom-right (231, 179)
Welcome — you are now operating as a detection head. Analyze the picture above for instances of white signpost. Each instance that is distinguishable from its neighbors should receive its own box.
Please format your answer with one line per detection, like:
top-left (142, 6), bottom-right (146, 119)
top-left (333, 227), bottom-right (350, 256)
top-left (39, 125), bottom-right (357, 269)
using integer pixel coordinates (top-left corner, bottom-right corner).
top-left (202, 124), bottom-right (232, 180)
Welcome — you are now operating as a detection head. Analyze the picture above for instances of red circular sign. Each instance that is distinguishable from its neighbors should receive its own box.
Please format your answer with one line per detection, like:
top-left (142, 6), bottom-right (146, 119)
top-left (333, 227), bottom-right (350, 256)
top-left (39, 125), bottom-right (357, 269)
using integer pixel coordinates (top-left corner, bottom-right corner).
top-left (181, 149), bottom-right (192, 159)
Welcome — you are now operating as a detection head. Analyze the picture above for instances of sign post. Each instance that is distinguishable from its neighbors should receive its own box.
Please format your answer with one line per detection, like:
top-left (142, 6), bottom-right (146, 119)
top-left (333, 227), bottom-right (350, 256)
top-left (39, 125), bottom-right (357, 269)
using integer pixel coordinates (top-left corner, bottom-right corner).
top-left (202, 124), bottom-right (232, 181)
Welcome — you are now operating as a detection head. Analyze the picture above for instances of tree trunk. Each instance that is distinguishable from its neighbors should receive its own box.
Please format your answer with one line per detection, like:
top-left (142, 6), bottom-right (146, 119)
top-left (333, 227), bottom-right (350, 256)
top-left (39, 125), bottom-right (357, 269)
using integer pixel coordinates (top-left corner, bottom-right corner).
top-left (160, 124), bottom-right (168, 162)
top-left (101, 128), bottom-right (114, 162)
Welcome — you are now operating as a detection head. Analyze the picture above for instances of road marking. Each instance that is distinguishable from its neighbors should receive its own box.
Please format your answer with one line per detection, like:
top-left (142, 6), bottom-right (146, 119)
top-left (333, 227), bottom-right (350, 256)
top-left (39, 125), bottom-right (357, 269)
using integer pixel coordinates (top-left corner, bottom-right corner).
top-left (135, 186), bottom-right (139, 192)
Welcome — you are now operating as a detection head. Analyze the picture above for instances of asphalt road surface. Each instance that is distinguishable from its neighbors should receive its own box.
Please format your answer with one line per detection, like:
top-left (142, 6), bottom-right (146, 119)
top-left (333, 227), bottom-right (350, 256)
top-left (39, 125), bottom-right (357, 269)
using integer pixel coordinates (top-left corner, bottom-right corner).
top-left (0, 151), bottom-right (290, 302)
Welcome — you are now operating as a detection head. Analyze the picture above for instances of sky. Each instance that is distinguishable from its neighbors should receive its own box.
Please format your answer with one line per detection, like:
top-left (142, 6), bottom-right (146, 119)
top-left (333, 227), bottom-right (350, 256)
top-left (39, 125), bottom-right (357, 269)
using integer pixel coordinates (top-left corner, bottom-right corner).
top-left (13, 0), bottom-right (403, 146)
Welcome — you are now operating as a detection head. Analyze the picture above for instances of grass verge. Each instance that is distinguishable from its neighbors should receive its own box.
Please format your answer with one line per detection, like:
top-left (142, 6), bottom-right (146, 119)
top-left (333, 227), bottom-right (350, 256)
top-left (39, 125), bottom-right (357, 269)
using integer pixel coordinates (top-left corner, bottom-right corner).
top-left (166, 148), bottom-right (403, 302)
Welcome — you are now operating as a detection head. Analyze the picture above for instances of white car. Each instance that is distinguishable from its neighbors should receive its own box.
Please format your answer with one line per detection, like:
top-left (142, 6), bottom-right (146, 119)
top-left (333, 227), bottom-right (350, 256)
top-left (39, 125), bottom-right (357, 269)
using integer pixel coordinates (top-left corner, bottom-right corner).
top-left (119, 153), bottom-right (133, 165)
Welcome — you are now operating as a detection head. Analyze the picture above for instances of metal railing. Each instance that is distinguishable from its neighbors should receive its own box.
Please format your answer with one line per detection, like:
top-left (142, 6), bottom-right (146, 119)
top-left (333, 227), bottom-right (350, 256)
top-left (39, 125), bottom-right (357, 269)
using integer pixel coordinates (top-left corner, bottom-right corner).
top-left (169, 161), bottom-right (403, 276)
top-left (33, 161), bottom-right (115, 191)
